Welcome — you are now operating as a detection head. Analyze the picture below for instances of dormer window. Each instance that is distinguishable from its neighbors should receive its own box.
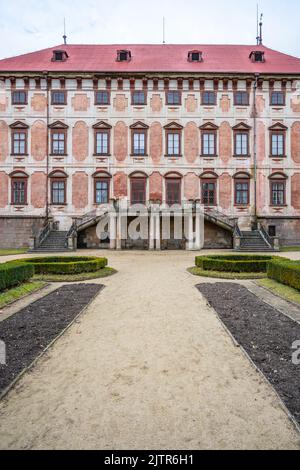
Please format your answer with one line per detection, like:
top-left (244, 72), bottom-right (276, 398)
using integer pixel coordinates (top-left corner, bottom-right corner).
top-left (52, 50), bottom-right (68, 62)
top-left (188, 51), bottom-right (202, 62)
top-left (249, 50), bottom-right (265, 63)
top-left (117, 50), bottom-right (131, 62)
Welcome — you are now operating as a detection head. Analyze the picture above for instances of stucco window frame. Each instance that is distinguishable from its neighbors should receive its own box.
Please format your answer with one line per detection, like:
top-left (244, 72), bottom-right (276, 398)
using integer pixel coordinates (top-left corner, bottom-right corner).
top-left (200, 122), bottom-right (218, 157)
top-left (94, 177), bottom-right (111, 205)
top-left (164, 122), bottom-right (183, 158)
top-left (269, 123), bottom-right (288, 159)
top-left (12, 90), bottom-right (28, 105)
top-left (269, 173), bottom-right (288, 207)
top-left (232, 123), bottom-right (251, 158)
top-left (94, 90), bottom-right (111, 106)
top-left (10, 121), bottom-right (29, 157)
top-left (51, 90), bottom-right (67, 106)
top-left (130, 122), bottom-right (149, 157)
top-left (234, 91), bottom-right (250, 106)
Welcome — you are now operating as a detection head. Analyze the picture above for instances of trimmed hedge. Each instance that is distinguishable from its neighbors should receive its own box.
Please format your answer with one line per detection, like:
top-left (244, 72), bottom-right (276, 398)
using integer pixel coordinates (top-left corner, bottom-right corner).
top-left (0, 263), bottom-right (34, 292)
top-left (267, 258), bottom-right (300, 291)
top-left (195, 255), bottom-right (276, 273)
top-left (8, 256), bottom-right (108, 275)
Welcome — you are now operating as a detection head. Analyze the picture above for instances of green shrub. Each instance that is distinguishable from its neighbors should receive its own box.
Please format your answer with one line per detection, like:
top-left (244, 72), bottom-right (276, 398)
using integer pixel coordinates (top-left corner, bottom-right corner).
top-left (0, 263), bottom-right (34, 292)
top-left (267, 259), bottom-right (300, 291)
top-left (195, 255), bottom-right (277, 273)
top-left (7, 256), bottom-right (108, 275)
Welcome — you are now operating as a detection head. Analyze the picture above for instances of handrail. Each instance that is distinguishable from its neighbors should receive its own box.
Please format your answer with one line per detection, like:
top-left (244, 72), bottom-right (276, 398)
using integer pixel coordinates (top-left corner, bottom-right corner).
top-left (258, 222), bottom-right (273, 248)
top-left (233, 222), bottom-right (242, 238)
top-left (37, 220), bottom-right (51, 247)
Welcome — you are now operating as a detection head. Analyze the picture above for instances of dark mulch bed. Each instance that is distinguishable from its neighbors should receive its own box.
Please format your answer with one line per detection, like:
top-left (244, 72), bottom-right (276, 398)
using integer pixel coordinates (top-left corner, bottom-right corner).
top-left (197, 282), bottom-right (300, 426)
top-left (0, 284), bottom-right (103, 395)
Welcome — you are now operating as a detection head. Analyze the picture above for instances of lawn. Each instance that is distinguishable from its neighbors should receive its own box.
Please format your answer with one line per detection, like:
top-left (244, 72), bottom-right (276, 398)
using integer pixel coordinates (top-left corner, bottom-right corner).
top-left (33, 267), bottom-right (117, 282)
top-left (0, 249), bottom-right (27, 257)
top-left (257, 278), bottom-right (300, 306)
top-left (188, 266), bottom-right (266, 280)
top-left (0, 281), bottom-right (46, 309)
top-left (280, 246), bottom-right (300, 252)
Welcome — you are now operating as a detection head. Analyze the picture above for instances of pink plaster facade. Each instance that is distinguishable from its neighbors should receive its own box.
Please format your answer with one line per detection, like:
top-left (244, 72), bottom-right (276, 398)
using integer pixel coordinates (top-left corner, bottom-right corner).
top-left (31, 120), bottom-right (47, 161)
top-left (31, 172), bottom-right (47, 208)
top-left (72, 172), bottom-right (88, 209)
top-left (72, 121), bottom-right (89, 162)
top-left (0, 120), bottom-right (8, 162)
top-left (0, 48), bottom-right (300, 247)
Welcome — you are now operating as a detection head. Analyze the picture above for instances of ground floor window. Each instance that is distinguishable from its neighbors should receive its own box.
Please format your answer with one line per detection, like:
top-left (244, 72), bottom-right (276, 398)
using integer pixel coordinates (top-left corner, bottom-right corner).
top-left (51, 179), bottom-right (66, 205)
top-left (202, 180), bottom-right (216, 206)
top-left (271, 181), bottom-right (285, 206)
top-left (11, 178), bottom-right (27, 205)
top-left (166, 178), bottom-right (181, 205)
top-left (235, 180), bottom-right (250, 205)
top-left (94, 178), bottom-right (110, 204)
top-left (131, 178), bottom-right (146, 205)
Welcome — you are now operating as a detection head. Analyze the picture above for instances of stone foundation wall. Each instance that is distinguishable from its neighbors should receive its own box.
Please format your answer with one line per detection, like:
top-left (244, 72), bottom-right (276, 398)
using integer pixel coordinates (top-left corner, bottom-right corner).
top-left (204, 221), bottom-right (233, 249)
top-left (0, 216), bottom-right (44, 249)
top-left (259, 218), bottom-right (300, 247)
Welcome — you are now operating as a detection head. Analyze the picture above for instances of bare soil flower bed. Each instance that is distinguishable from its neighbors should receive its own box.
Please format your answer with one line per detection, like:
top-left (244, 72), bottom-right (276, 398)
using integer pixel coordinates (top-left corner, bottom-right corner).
top-left (0, 283), bottom-right (103, 395)
top-left (197, 282), bottom-right (300, 427)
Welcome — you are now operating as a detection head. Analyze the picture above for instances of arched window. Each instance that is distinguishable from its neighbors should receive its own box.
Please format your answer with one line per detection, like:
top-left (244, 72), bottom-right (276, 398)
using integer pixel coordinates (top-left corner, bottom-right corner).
top-left (269, 172), bottom-right (288, 206)
top-left (92, 171), bottom-right (111, 205)
top-left (49, 170), bottom-right (68, 205)
top-left (130, 172), bottom-right (148, 205)
top-left (9, 171), bottom-right (29, 205)
top-left (165, 172), bottom-right (182, 206)
top-left (200, 172), bottom-right (218, 207)
top-left (234, 172), bottom-right (251, 206)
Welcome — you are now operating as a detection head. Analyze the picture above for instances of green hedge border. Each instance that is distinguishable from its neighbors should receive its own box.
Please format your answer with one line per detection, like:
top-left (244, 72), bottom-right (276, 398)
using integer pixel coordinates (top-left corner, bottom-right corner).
top-left (267, 259), bottom-right (300, 291)
top-left (195, 255), bottom-right (277, 273)
top-left (7, 256), bottom-right (108, 275)
top-left (0, 263), bottom-right (35, 292)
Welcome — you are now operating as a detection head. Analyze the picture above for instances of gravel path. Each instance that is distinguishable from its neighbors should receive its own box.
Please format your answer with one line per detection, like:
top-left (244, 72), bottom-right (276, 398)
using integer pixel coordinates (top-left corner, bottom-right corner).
top-left (0, 251), bottom-right (300, 450)
top-left (0, 284), bottom-right (103, 395)
top-left (197, 282), bottom-right (300, 427)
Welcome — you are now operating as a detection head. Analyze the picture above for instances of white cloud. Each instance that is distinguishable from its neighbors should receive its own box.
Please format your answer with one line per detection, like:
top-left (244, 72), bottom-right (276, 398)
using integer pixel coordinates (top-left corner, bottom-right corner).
top-left (0, 0), bottom-right (299, 59)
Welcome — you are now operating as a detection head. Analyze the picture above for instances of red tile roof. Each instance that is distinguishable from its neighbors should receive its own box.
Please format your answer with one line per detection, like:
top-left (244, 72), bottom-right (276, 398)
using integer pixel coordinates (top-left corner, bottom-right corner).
top-left (0, 44), bottom-right (300, 74)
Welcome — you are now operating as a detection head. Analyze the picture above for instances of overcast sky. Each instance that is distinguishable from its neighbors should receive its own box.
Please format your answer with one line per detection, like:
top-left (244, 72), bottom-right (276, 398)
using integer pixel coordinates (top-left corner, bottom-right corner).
top-left (0, 0), bottom-right (300, 60)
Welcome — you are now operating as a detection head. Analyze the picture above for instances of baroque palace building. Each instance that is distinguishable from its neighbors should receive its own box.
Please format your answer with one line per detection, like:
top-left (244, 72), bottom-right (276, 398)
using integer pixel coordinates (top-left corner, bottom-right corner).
top-left (0, 43), bottom-right (300, 250)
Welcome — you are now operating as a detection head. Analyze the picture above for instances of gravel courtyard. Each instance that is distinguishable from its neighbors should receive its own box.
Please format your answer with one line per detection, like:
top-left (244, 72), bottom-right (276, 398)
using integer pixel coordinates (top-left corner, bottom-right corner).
top-left (0, 250), bottom-right (300, 450)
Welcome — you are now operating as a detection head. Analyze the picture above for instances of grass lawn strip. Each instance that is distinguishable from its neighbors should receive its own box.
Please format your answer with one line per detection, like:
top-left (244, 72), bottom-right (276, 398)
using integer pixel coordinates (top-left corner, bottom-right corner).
top-left (188, 267), bottom-right (266, 280)
top-left (33, 267), bottom-right (117, 282)
top-left (0, 283), bottom-right (103, 397)
top-left (0, 281), bottom-right (46, 309)
top-left (197, 282), bottom-right (300, 429)
top-left (257, 278), bottom-right (300, 308)
top-left (0, 249), bottom-right (27, 257)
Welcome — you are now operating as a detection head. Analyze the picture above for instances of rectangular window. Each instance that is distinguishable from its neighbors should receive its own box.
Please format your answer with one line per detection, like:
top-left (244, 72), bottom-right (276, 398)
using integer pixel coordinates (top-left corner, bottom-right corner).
top-left (202, 133), bottom-right (216, 156)
top-left (271, 133), bottom-right (284, 156)
top-left (12, 132), bottom-right (26, 155)
top-left (131, 178), bottom-right (146, 205)
top-left (52, 91), bottom-right (66, 105)
top-left (234, 92), bottom-right (249, 106)
top-left (51, 132), bottom-right (66, 155)
top-left (95, 91), bottom-right (110, 105)
top-left (202, 91), bottom-right (216, 105)
top-left (167, 132), bottom-right (180, 156)
top-left (95, 131), bottom-right (109, 155)
top-left (12, 179), bottom-right (26, 205)
top-left (271, 91), bottom-right (285, 106)
top-left (133, 132), bottom-right (146, 155)
top-left (132, 91), bottom-right (146, 105)
top-left (271, 181), bottom-right (285, 206)
top-left (235, 133), bottom-right (249, 156)
top-left (166, 91), bottom-right (181, 105)
top-left (268, 225), bottom-right (276, 237)
top-left (95, 179), bottom-right (109, 204)
top-left (51, 180), bottom-right (66, 204)
top-left (202, 181), bottom-right (216, 206)
top-left (12, 91), bottom-right (27, 105)
top-left (235, 181), bottom-right (249, 205)
top-left (166, 179), bottom-right (181, 205)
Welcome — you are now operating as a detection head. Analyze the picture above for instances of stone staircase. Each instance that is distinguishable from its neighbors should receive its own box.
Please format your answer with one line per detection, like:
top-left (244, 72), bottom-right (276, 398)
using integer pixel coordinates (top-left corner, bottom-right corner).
top-left (238, 230), bottom-right (274, 252)
top-left (31, 230), bottom-right (69, 253)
